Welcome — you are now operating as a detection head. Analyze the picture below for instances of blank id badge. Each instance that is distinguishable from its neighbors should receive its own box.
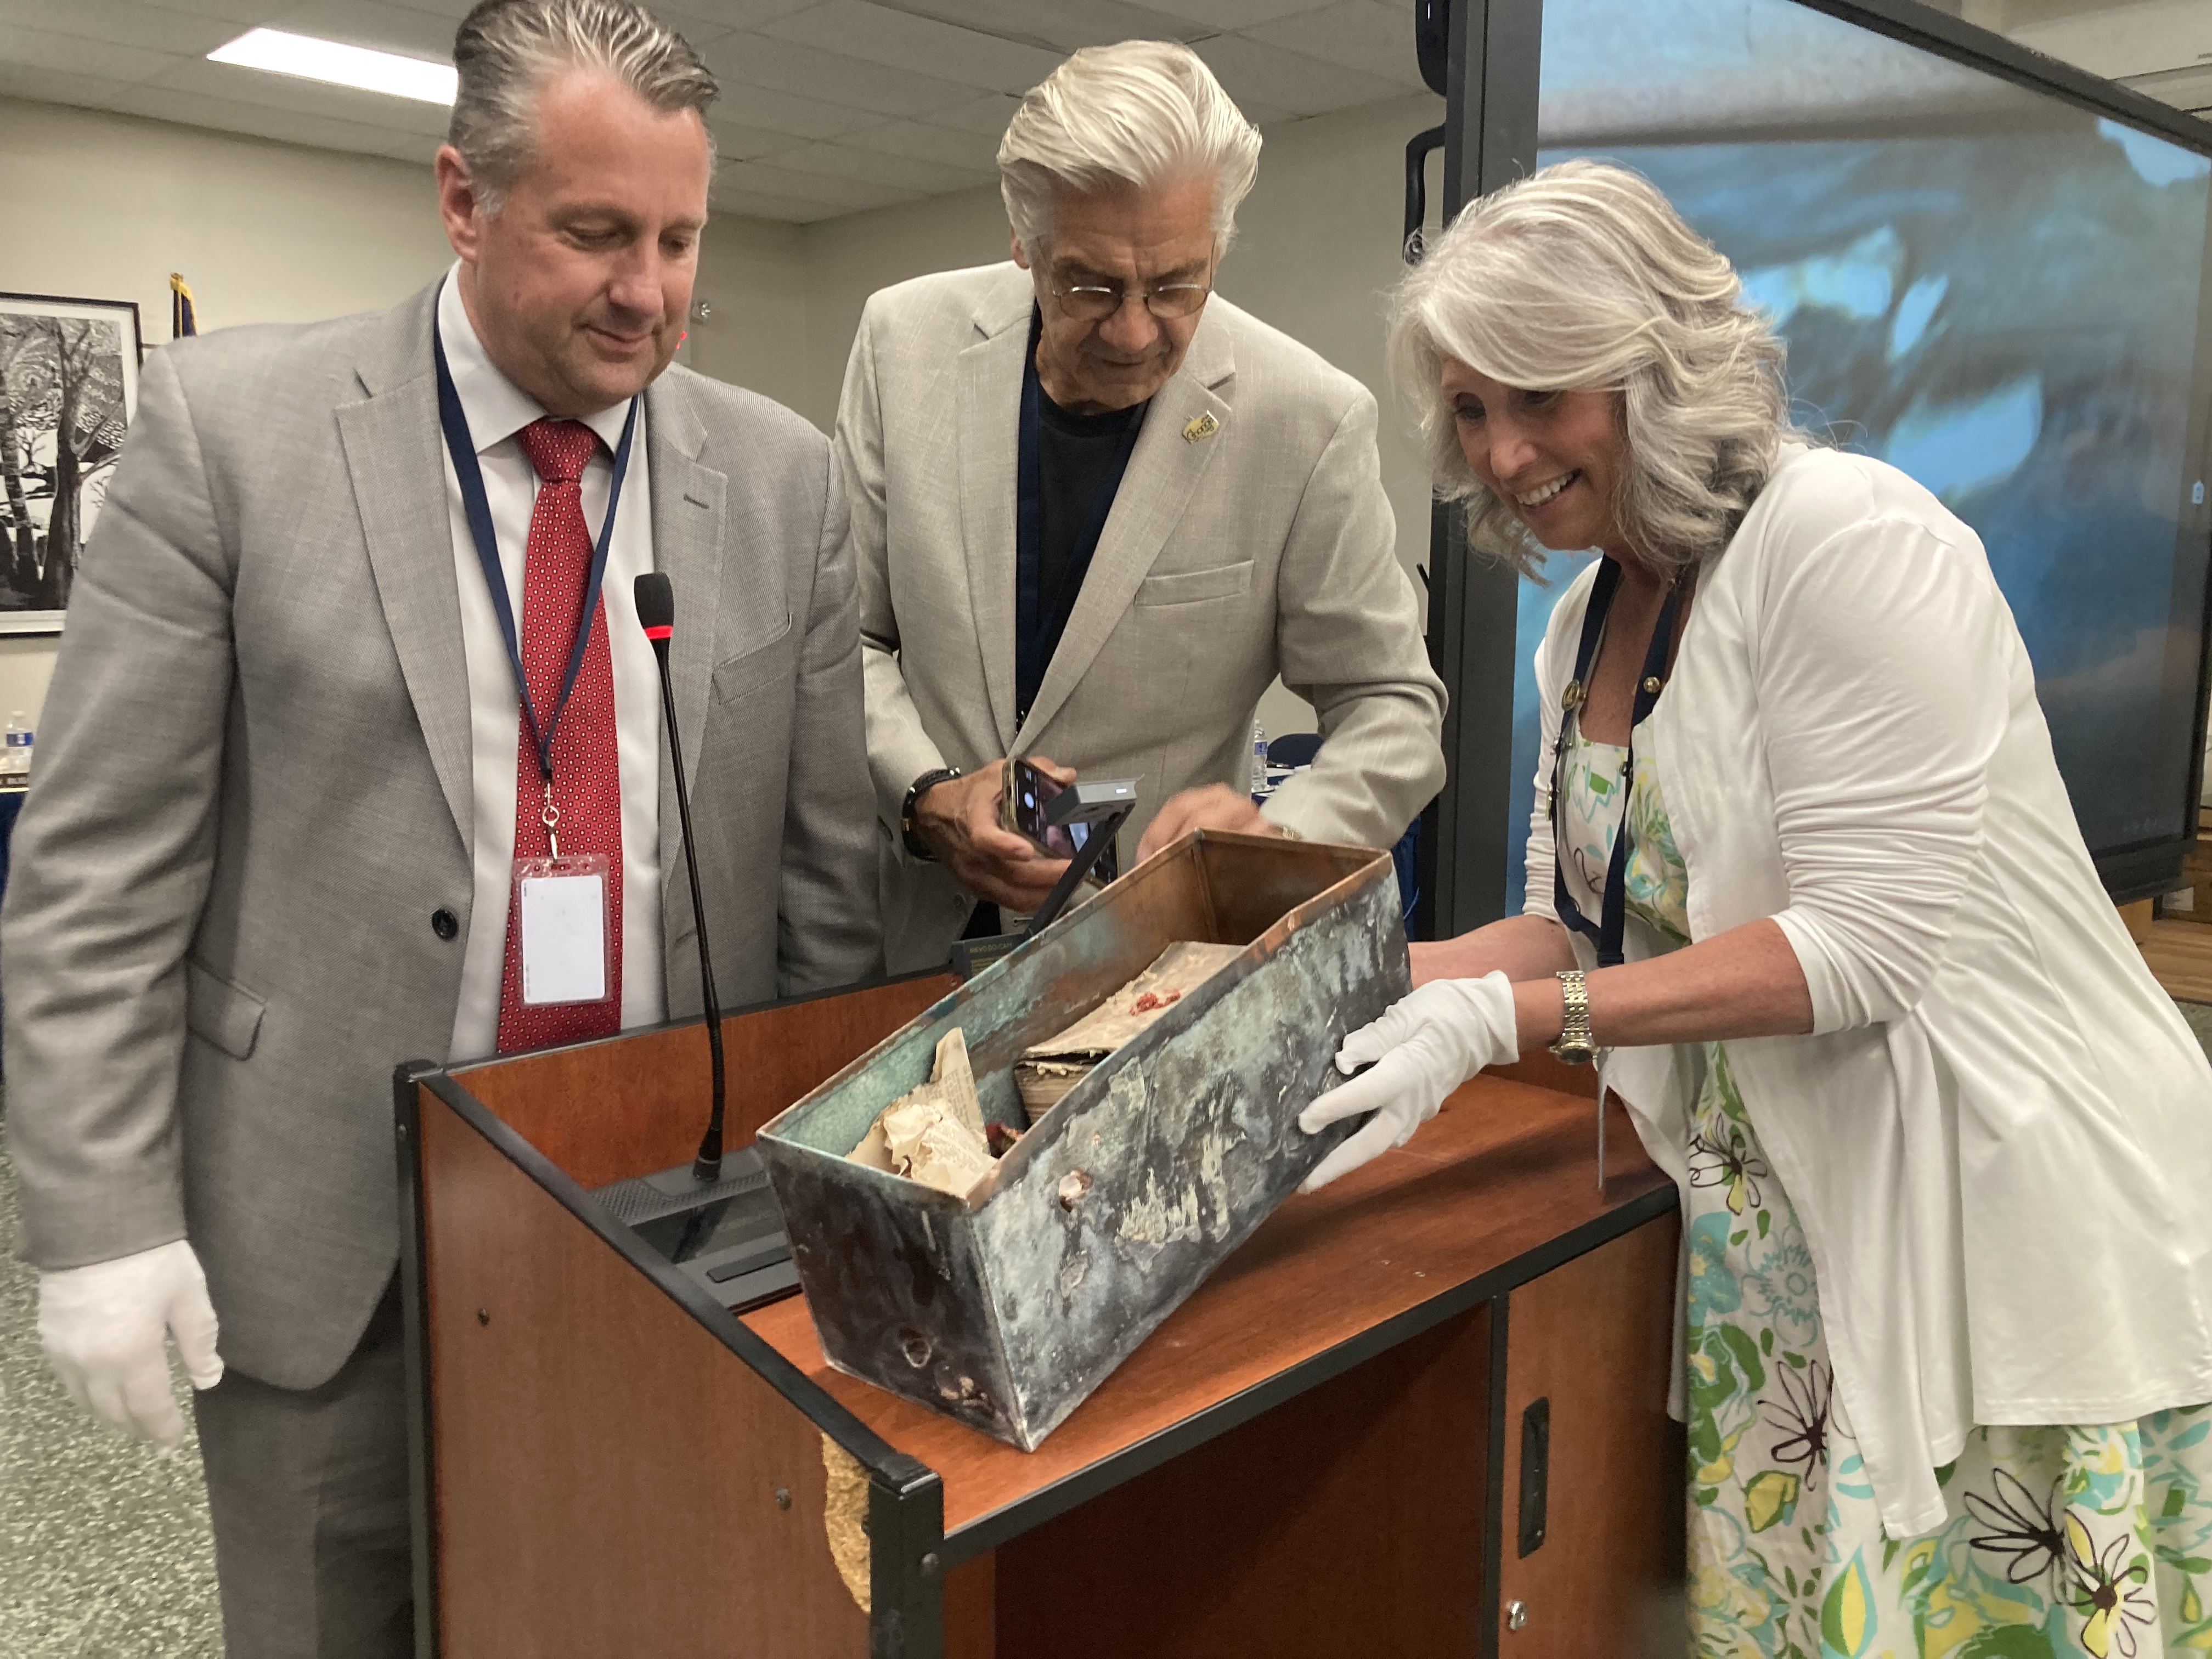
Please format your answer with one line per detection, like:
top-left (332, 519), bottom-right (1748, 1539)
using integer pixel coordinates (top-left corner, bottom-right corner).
top-left (514, 853), bottom-right (613, 1007)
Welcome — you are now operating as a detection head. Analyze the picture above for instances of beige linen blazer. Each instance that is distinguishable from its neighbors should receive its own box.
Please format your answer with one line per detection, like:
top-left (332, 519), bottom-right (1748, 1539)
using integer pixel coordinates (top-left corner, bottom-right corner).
top-left (1, 283), bottom-right (879, 1389)
top-left (838, 262), bottom-right (1446, 970)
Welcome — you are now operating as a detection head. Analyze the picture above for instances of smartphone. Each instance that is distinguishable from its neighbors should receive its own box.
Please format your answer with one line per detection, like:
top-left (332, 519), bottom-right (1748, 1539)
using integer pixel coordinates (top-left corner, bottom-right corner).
top-left (1004, 759), bottom-right (1119, 882)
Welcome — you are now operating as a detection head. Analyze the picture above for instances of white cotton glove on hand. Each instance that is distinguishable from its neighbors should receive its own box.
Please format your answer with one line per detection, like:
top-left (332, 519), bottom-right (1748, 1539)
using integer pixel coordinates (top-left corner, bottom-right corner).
top-left (38, 1238), bottom-right (224, 1448)
top-left (1297, 972), bottom-right (1522, 1193)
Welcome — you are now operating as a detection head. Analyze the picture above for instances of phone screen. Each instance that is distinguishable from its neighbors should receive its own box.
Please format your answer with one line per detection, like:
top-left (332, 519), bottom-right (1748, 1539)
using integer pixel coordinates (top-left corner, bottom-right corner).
top-left (1007, 761), bottom-right (1118, 881)
top-left (1009, 760), bottom-right (1076, 857)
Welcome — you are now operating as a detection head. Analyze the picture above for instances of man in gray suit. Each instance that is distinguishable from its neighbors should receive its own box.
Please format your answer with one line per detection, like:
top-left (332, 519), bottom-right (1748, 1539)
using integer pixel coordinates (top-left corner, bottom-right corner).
top-left (3, 3), bottom-right (874, 1652)
top-left (841, 41), bottom-right (1446, 972)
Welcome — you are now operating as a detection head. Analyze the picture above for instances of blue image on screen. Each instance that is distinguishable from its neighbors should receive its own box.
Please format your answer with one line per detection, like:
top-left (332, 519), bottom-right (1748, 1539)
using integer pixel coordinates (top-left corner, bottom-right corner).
top-left (1499, 0), bottom-right (2212, 915)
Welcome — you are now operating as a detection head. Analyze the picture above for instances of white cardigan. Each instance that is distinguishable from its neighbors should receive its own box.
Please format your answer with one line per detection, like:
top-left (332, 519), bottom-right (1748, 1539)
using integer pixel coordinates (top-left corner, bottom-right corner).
top-left (1525, 444), bottom-right (2212, 1537)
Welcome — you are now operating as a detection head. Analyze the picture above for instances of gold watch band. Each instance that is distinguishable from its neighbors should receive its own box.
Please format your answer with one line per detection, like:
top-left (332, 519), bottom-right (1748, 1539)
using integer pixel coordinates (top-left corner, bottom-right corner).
top-left (1550, 969), bottom-right (1596, 1064)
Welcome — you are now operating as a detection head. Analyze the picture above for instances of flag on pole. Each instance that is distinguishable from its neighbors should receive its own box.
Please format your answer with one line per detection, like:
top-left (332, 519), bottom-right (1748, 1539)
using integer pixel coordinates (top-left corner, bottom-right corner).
top-left (169, 273), bottom-right (197, 340)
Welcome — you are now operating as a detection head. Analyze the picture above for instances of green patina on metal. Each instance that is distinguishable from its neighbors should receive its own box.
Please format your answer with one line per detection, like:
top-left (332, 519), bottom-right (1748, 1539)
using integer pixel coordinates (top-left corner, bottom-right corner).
top-left (754, 832), bottom-right (1409, 1452)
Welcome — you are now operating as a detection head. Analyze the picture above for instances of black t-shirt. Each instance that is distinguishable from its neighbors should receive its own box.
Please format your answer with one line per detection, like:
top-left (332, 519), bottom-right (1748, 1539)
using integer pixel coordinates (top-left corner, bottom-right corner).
top-left (1031, 386), bottom-right (1144, 695)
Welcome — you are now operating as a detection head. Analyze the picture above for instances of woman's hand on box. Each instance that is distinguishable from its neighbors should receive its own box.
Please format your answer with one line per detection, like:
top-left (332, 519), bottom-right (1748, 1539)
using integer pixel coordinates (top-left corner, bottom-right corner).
top-left (1296, 973), bottom-right (1520, 1192)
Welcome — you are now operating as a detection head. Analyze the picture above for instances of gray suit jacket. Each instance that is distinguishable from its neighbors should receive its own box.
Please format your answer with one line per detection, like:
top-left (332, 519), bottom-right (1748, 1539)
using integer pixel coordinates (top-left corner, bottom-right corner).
top-left (838, 262), bottom-right (1446, 971)
top-left (1, 283), bottom-right (879, 1389)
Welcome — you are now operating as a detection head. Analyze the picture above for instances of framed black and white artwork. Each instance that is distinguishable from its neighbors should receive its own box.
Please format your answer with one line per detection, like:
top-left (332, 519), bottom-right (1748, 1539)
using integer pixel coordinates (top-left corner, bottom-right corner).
top-left (0, 292), bottom-right (142, 635)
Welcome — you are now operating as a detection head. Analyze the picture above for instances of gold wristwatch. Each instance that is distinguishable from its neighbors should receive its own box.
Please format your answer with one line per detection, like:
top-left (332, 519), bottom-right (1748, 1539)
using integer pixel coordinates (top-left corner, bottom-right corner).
top-left (1549, 969), bottom-right (1596, 1065)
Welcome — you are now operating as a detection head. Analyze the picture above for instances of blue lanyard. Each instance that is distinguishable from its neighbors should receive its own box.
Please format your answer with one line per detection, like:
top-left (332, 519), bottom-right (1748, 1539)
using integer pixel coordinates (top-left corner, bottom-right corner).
top-left (1014, 307), bottom-right (1143, 723)
top-left (1550, 557), bottom-right (1681, 968)
top-left (432, 320), bottom-right (637, 783)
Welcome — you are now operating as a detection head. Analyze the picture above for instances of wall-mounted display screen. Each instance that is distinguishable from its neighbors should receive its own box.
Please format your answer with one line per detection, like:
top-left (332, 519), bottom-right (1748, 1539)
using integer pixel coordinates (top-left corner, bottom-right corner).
top-left (1503, 0), bottom-right (2212, 907)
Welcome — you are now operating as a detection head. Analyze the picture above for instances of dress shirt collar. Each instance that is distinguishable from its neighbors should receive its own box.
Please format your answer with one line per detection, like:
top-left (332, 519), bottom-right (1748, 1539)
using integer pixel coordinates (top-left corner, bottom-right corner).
top-left (436, 264), bottom-right (634, 457)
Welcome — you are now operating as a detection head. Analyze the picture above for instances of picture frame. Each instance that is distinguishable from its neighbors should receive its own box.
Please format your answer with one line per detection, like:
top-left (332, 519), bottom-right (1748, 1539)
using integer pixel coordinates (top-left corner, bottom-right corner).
top-left (0, 291), bottom-right (143, 636)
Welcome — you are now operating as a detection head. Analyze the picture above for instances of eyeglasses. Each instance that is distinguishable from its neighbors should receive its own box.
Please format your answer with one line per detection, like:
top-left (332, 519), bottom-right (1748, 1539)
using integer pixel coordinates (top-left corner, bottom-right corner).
top-left (1049, 275), bottom-right (1212, 322)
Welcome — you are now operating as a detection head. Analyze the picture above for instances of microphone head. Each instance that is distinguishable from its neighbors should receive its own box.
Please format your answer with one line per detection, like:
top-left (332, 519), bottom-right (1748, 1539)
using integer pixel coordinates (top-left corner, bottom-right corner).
top-left (634, 571), bottom-right (675, 634)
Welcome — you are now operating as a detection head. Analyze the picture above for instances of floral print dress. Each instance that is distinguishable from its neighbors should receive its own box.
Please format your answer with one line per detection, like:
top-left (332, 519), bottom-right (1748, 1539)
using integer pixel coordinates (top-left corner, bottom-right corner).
top-left (1559, 726), bottom-right (2212, 1658)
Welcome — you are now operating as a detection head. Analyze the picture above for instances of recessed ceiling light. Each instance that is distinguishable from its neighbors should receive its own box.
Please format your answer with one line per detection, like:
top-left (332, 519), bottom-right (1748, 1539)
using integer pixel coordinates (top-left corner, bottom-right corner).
top-left (207, 28), bottom-right (458, 106)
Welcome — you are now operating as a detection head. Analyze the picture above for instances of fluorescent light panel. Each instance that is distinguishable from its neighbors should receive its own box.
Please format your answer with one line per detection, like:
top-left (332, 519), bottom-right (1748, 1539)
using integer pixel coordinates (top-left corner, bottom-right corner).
top-left (207, 28), bottom-right (457, 106)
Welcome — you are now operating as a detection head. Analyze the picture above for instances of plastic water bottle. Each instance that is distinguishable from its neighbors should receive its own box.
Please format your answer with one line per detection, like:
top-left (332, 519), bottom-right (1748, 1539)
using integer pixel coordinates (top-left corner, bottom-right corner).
top-left (1250, 721), bottom-right (1269, 796)
top-left (2, 712), bottom-right (31, 782)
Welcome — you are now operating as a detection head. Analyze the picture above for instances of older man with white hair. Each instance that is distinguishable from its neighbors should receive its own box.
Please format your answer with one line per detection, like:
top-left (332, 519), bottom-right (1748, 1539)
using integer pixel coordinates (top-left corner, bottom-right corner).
top-left (839, 40), bottom-right (1446, 969)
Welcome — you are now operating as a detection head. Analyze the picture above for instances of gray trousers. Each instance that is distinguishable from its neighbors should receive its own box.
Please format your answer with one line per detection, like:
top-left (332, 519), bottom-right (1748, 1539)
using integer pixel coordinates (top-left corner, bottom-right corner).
top-left (193, 1278), bottom-right (413, 1659)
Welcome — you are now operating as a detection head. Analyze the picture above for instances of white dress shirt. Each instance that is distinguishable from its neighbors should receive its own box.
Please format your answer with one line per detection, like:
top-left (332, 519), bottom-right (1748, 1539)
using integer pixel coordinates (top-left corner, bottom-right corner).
top-left (1525, 443), bottom-right (2212, 1537)
top-left (437, 269), bottom-right (664, 1061)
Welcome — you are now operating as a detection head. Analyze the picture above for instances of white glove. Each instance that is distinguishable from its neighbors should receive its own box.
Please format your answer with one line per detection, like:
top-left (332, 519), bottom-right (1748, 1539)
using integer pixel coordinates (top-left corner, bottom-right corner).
top-left (1297, 973), bottom-right (1521, 1193)
top-left (38, 1238), bottom-right (224, 1447)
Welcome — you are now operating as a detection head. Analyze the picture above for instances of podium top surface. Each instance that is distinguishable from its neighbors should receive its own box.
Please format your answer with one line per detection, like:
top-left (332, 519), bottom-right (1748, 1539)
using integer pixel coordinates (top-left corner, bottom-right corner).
top-left (741, 1065), bottom-right (1673, 1553)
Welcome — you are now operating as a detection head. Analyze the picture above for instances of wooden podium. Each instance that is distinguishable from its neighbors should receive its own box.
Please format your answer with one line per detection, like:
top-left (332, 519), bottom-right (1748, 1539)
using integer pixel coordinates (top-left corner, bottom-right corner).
top-left (396, 975), bottom-right (1683, 1659)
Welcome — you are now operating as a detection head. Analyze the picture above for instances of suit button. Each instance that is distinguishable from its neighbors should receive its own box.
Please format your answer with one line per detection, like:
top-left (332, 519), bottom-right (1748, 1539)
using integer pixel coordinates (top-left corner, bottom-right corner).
top-left (431, 908), bottom-right (459, 941)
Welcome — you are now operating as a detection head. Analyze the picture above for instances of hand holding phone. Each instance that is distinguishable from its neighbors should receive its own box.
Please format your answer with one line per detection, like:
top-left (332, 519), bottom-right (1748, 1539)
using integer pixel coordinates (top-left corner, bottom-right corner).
top-left (1005, 757), bottom-right (1119, 883)
top-left (910, 761), bottom-right (1070, 913)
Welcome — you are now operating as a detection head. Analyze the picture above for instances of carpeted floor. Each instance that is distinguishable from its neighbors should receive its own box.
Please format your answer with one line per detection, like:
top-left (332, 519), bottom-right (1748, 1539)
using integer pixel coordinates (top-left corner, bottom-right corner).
top-left (8, 1006), bottom-right (2212, 1657)
top-left (0, 1119), bottom-right (222, 1659)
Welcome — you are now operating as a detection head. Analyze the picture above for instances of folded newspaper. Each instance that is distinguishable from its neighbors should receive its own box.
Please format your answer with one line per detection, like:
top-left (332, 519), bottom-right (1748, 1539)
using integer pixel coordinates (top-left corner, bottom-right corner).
top-left (1014, 941), bottom-right (1245, 1119)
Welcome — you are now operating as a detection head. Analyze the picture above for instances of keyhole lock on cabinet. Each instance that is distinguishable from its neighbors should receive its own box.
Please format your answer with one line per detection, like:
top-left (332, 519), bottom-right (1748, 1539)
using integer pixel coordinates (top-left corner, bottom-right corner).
top-left (1505, 1600), bottom-right (1529, 1633)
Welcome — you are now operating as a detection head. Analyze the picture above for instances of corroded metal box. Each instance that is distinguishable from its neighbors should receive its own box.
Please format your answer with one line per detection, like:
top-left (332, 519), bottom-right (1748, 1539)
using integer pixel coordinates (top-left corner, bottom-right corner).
top-left (753, 831), bottom-right (1409, 1451)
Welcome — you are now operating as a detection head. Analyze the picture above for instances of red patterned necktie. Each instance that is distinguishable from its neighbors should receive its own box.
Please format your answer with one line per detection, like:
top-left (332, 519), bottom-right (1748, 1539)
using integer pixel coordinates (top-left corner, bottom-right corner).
top-left (494, 417), bottom-right (624, 1054)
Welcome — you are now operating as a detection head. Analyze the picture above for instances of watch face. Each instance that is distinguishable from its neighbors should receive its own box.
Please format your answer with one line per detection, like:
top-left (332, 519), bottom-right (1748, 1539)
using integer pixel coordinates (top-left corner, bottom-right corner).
top-left (1550, 1036), bottom-right (1598, 1065)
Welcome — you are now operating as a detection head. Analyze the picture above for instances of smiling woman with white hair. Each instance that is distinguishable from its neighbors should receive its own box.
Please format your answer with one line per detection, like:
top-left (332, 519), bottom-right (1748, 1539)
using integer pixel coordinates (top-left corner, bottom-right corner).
top-left (1299, 159), bottom-right (2212, 1655)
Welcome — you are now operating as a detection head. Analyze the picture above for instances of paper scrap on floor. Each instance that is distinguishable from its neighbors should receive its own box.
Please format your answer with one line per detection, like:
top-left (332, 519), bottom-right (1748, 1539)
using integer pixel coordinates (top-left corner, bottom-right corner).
top-left (1015, 941), bottom-right (1245, 1119)
top-left (849, 1028), bottom-right (1001, 1200)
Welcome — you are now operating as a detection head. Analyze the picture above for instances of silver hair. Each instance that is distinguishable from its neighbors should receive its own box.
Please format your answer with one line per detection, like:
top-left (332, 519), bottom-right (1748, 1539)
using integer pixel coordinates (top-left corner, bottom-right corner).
top-left (997, 40), bottom-right (1262, 258)
top-left (449, 0), bottom-right (718, 214)
top-left (1388, 159), bottom-right (1797, 578)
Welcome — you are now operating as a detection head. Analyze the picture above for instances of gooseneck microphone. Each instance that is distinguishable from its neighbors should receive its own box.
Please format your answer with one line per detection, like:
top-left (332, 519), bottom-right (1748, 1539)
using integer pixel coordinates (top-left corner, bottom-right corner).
top-left (634, 572), bottom-right (727, 1183)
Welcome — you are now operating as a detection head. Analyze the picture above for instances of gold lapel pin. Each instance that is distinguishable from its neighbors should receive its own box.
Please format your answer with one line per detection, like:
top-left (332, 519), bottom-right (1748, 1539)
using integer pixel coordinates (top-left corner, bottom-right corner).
top-left (1182, 411), bottom-right (1220, 443)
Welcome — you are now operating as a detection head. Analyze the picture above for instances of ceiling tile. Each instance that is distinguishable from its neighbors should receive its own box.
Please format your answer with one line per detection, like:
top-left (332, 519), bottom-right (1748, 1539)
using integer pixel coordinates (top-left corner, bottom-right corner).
top-left (1189, 31), bottom-right (1402, 116)
top-left (760, 1), bottom-right (1062, 93)
top-left (2125, 65), bottom-right (2212, 111)
top-left (925, 89), bottom-right (1023, 135)
top-left (837, 116), bottom-right (1001, 170)
top-left (106, 81), bottom-right (417, 155)
top-left (873, 0), bottom-right (1204, 53)
top-left (710, 81), bottom-right (877, 138)
top-left (0, 20), bottom-right (183, 81)
top-left (707, 183), bottom-right (844, 222)
top-left (771, 137), bottom-right (986, 193)
top-left (715, 155), bottom-right (919, 210)
top-left (703, 31), bottom-right (980, 116)
top-left (261, 0), bottom-right (461, 60)
top-left (0, 61), bottom-right (143, 116)
top-left (658, 0), bottom-right (816, 33)
top-left (1245, 0), bottom-right (1432, 93)
top-left (706, 115), bottom-right (809, 160)
top-left (1136, 0), bottom-right (1336, 24)
top-left (144, 54), bottom-right (453, 134)
top-left (135, 0), bottom-right (286, 22)
top-left (362, 0), bottom-right (475, 18)
top-left (0, 0), bottom-right (241, 54)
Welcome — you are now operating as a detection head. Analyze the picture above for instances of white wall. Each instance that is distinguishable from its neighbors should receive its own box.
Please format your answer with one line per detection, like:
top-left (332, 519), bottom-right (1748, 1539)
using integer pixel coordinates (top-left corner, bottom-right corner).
top-left (0, 87), bottom-right (1441, 747)
top-left (0, 96), bottom-right (453, 727)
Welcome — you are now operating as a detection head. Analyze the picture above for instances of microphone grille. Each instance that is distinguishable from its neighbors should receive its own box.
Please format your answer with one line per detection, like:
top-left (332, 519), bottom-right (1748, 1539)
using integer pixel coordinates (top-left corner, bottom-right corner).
top-left (634, 571), bottom-right (675, 632)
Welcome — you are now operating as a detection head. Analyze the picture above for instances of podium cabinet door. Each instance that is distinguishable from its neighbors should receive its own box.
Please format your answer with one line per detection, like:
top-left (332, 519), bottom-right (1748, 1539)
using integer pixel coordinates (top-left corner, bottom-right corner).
top-left (1491, 1211), bottom-right (1683, 1655)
